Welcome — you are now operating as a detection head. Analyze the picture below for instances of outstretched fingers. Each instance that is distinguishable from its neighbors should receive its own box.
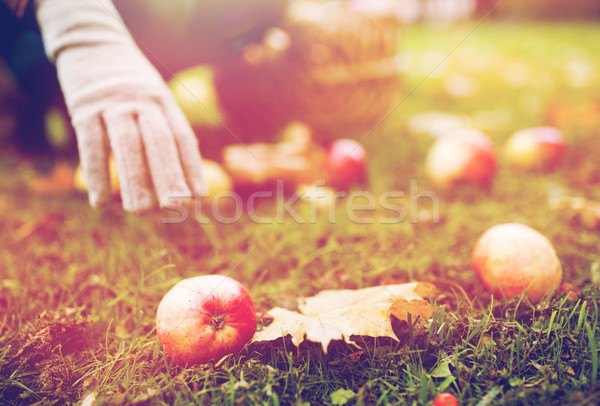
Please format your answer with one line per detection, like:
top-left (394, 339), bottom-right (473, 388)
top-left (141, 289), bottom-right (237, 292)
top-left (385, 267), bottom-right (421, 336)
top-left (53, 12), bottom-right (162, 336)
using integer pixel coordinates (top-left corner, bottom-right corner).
top-left (163, 99), bottom-right (207, 198)
top-left (137, 103), bottom-right (195, 208)
top-left (103, 104), bottom-right (155, 212)
top-left (73, 116), bottom-right (112, 208)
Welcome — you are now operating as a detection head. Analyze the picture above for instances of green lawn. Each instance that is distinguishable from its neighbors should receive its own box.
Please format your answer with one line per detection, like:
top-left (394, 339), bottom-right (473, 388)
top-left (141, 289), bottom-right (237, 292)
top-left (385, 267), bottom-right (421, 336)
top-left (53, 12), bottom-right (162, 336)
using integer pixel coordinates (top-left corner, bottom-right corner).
top-left (1, 22), bottom-right (600, 405)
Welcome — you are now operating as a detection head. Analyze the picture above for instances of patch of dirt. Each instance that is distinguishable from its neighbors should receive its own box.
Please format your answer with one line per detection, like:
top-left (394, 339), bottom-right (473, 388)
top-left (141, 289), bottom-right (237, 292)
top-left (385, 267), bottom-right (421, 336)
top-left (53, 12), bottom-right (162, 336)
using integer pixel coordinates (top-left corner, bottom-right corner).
top-left (1, 307), bottom-right (95, 402)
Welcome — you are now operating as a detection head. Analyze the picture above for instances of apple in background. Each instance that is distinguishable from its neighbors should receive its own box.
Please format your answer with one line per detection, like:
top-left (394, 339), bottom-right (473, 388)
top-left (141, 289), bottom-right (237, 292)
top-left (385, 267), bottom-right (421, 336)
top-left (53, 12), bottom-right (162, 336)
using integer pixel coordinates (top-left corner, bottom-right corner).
top-left (504, 126), bottom-right (566, 171)
top-left (426, 128), bottom-right (497, 187)
top-left (168, 66), bottom-right (223, 127)
top-left (73, 155), bottom-right (120, 196)
top-left (325, 139), bottom-right (367, 189)
top-left (472, 223), bottom-right (562, 303)
top-left (156, 275), bottom-right (257, 366)
top-left (201, 160), bottom-right (233, 199)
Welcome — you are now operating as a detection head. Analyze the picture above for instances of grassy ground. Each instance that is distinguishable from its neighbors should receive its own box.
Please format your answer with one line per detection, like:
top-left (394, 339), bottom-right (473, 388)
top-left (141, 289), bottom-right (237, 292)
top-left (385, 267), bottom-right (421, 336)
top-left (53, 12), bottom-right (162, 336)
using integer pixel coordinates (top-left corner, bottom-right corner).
top-left (1, 22), bottom-right (600, 405)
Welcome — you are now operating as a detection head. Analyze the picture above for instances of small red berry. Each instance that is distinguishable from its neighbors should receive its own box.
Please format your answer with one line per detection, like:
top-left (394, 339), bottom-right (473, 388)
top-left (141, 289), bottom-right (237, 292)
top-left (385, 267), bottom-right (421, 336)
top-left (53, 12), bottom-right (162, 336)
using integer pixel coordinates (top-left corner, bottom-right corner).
top-left (433, 393), bottom-right (459, 406)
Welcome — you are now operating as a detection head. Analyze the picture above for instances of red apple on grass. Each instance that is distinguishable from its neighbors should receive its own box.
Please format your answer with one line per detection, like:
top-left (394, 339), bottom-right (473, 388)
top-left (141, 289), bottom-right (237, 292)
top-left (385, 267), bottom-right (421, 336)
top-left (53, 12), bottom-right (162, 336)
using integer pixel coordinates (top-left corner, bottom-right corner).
top-left (504, 126), bottom-right (566, 171)
top-left (433, 393), bottom-right (459, 406)
top-left (325, 139), bottom-right (367, 189)
top-left (425, 128), bottom-right (497, 187)
top-left (472, 223), bottom-right (562, 303)
top-left (156, 275), bottom-right (257, 366)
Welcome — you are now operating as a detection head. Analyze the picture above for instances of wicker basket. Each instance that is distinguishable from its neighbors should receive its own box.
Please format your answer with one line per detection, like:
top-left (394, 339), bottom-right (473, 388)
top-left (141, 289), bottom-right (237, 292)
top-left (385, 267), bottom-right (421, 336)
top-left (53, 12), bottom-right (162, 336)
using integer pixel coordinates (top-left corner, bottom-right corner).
top-left (213, 1), bottom-right (401, 142)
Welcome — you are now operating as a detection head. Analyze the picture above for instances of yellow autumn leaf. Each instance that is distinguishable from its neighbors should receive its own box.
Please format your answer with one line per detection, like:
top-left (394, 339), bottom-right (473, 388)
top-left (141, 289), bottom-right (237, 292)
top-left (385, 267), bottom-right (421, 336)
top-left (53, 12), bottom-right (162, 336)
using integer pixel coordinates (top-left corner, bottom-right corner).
top-left (253, 282), bottom-right (436, 353)
top-left (389, 299), bottom-right (435, 328)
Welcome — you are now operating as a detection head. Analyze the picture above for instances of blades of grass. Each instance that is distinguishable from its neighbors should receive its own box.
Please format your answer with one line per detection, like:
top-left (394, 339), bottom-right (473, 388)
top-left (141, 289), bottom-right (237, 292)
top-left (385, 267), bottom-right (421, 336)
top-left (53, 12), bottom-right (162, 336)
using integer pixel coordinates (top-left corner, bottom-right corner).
top-left (8, 379), bottom-right (36, 395)
top-left (592, 298), bottom-right (599, 329)
top-left (436, 322), bottom-right (447, 341)
top-left (576, 301), bottom-right (587, 334)
top-left (0, 344), bottom-right (10, 361)
top-left (105, 318), bottom-right (113, 356)
top-left (428, 307), bottom-right (445, 351)
top-left (419, 372), bottom-right (428, 405)
top-left (512, 291), bottom-right (527, 321)
top-left (376, 388), bottom-right (392, 405)
top-left (198, 371), bottom-right (211, 405)
top-left (566, 299), bottom-right (582, 330)
top-left (476, 306), bottom-right (494, 350)
top-left (475, 385), bottom-right (502, 406)
top-left (146, 263), bottom-right (177, 279)
top-left (508, 338), bottom-right (515, 372)
top-left (584, 321), bottom-right (598, 386)
top-left (284, 350), bottom-right (295, 394)
top-left (106, 290), bottom-right (132, 308)
top-left (437, 376), bottom-right (457, 392)
top-left (517, 326), bottom-right (524, 369)
top-left (546, 310), bottom-right (558, 339)
top-left (466, 316), bottom-right (489, 344)
top-left (228, 374), bottom-right (236, 405)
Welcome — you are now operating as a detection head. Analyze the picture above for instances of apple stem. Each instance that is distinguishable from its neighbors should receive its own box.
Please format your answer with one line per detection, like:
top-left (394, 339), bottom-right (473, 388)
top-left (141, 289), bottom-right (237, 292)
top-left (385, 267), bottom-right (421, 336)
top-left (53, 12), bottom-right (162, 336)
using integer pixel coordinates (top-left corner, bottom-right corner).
top-left (211, 314), bottom-right (227, 330)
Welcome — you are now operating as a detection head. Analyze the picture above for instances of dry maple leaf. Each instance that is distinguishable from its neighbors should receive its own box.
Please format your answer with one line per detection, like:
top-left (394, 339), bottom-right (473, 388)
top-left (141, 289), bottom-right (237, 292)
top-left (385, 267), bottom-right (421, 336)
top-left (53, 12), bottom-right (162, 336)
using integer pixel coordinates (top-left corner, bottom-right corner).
top-left (389, 299), bottom-right (435, 330)
top-left (253, 282), bottom-right (436, 353)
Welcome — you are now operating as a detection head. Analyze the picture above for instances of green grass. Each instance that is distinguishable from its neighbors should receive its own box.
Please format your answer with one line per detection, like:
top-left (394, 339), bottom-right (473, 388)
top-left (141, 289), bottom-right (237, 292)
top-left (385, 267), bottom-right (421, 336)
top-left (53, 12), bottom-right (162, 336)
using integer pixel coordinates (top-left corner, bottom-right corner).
top-left (1, 22), bottom-right (600, 405)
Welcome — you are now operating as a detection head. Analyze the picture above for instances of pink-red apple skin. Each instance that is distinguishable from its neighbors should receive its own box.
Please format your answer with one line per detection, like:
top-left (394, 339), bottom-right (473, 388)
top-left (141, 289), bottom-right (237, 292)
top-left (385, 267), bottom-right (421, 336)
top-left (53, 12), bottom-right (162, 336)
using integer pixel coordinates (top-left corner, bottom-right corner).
top-left (433, 393), bottom-right (459, 406)
top-left (472, 223), bottom-right (562, 303)
top-left (505, 126), bottom-right (566, 171)
top-left (426, 128), bottom-right (497, 187)
top-left (156, 275), bottom-right (257, 366)
top-left (325, 139), bottom-right (367, 189)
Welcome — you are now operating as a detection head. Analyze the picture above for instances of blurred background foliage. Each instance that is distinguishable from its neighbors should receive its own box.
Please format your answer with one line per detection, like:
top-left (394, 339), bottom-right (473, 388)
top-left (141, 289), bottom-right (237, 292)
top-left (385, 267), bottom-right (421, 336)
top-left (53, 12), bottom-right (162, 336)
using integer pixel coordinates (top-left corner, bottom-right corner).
top-left (402, 0), bottom-right (600, 22)
top-left (479, 0), bottom-right (600, 20)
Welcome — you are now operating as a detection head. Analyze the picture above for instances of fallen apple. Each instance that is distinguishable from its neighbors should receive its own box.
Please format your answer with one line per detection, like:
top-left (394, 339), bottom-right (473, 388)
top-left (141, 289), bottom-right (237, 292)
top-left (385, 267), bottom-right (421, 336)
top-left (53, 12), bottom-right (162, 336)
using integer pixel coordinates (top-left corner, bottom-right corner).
top-left (201, 159), bottom-right (233, 199)
top-left (325, 139), bottom-right (367, 189)
top-left (156, 275), bottom-right (257, 366)
top-left (504, 126), bottom-right (566, 171)
top-left (472, 223), bottom-right (562, 303)
top-left (73, 155), bottom-right (120, 196)
top-left (426, 128), bottom-right (497, 187)
top-left (433, 393), bottom-right (459, 406)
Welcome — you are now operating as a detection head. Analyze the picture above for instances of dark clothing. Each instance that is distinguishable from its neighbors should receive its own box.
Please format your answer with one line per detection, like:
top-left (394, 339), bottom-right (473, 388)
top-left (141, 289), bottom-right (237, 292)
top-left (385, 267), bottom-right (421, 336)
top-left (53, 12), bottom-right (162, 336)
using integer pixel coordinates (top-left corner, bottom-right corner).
top-left (1, 0), bottom-right (69, 153)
